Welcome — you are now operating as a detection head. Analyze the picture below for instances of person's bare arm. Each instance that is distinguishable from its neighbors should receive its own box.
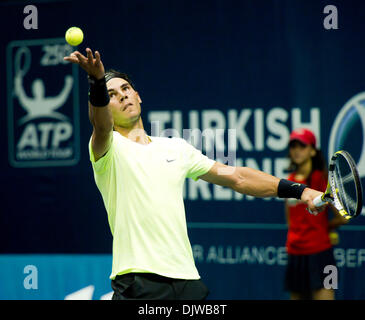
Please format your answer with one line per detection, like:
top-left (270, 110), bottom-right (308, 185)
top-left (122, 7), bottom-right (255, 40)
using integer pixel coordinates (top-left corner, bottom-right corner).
top-left (199, 162), bottom-right (324, 214)
top-left (64, 48), bottom-right (113, 161)
top-left (88, 102), bottom-right (113, 161)
top-left (200, 162), bottom-right (279, 197)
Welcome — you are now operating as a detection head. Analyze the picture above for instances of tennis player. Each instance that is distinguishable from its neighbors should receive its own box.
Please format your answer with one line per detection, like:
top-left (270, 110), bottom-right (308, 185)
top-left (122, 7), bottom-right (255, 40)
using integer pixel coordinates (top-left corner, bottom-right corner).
top-left (64, 48), bottom-right (325, 300)
top-left (284, 128), bottom-right (348, 300)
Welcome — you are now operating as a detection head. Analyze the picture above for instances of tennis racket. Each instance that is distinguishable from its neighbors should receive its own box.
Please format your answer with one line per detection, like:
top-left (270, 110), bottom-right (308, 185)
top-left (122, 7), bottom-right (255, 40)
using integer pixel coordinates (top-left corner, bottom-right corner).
top-left (312, 150), bottom-right (363, 219)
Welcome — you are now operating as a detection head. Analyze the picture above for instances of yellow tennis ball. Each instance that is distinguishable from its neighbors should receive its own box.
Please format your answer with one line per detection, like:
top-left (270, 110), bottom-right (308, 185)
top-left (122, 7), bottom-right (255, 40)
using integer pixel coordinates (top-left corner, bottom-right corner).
top-left (329, 231), bottom-right (339, 245)
top-left (65, 27), bottom-right (84, 46)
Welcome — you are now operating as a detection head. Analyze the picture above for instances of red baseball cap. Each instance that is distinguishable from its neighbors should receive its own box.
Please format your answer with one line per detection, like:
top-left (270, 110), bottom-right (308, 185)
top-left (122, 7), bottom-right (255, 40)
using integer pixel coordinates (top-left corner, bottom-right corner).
top-left (289, 128), bottom-right (316, 146)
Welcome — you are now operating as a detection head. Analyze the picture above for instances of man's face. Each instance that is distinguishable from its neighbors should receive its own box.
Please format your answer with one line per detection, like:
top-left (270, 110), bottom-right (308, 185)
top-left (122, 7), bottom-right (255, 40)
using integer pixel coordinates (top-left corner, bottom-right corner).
top-left (106, 77), bottom-right (142, 128)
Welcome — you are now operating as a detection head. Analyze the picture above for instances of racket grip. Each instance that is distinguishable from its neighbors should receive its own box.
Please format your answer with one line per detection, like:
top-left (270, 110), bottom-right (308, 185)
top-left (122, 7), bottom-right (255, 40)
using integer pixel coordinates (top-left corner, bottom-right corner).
top-left (313, 194), bottom-right (326, 207)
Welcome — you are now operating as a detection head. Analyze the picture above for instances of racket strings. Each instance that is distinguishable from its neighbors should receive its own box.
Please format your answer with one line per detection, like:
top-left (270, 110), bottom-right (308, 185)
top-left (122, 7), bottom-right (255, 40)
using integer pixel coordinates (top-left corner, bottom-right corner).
top-left (331, 173), bottom-right (345, 212)
top-left (334, 156), bottom-right (357, 216)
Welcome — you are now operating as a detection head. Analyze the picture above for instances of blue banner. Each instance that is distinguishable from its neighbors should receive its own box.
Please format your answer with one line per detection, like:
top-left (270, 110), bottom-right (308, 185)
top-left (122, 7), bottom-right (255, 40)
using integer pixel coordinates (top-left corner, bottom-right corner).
top-left (0, 255), bottom-right (113, 300)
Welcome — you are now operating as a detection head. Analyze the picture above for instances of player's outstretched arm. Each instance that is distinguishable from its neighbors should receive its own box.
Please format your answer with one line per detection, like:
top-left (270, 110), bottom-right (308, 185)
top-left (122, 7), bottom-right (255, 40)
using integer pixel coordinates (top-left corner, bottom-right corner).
top-left (64, 48), bottom-right (113, 161)
top-left (199, 162), bottom-right (324, 214)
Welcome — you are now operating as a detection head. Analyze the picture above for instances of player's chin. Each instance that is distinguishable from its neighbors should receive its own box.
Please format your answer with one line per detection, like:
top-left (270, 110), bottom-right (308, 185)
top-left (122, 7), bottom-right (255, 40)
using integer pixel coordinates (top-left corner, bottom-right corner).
top-left (124, 110), bottom-right (140, 120)
top-left (122, 105), bottom-right (139, 115)
top-left (118, 114), bottom-right (141, 126)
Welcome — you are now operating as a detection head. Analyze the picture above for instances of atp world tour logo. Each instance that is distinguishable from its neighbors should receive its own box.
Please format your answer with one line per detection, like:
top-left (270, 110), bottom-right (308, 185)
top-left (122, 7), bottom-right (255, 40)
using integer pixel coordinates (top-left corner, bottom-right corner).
top-left (6, 38), bottom-right (80, 167)
top-left (329, 92), bottom-right (365, 215)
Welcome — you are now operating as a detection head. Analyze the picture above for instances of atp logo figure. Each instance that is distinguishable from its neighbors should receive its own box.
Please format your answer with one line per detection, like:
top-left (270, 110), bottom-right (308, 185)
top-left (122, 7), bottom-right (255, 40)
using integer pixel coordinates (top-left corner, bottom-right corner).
top-left (15, 72), bottom-right (73, 125)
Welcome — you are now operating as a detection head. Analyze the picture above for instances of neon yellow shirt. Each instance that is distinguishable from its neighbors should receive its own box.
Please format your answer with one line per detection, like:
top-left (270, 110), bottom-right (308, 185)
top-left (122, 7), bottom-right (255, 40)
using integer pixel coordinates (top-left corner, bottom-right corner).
top-left (89, 132), bottom-right (215, 280)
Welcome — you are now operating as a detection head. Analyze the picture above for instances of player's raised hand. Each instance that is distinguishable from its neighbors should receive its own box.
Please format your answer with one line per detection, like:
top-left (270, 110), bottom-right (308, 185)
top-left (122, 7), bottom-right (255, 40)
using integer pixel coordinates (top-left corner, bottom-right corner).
top-left (64, 48), bottom-right (105, 80)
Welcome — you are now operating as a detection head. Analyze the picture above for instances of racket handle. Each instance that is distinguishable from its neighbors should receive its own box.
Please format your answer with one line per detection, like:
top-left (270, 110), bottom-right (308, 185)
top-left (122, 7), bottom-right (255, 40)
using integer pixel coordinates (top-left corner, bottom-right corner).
top-left (313, 194), bottom-right (326, 207)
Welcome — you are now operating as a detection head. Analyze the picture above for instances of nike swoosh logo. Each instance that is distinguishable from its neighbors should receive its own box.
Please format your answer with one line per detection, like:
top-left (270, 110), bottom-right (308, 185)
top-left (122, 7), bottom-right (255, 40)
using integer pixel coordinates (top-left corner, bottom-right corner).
top-left (166, 159), bottom-right (176, 163)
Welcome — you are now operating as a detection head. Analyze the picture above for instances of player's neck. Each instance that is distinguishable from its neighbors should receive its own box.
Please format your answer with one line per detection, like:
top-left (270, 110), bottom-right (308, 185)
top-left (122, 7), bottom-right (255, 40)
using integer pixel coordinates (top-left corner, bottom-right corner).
top-left (115, 118), bottom-right (151, 145)
top-left (295, 158), bottom-right (312, 181)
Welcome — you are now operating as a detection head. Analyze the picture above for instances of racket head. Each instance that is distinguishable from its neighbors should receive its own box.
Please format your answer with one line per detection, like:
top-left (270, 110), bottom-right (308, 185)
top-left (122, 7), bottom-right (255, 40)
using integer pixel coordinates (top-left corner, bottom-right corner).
top-left (329, 150), bottom-right (363, 218)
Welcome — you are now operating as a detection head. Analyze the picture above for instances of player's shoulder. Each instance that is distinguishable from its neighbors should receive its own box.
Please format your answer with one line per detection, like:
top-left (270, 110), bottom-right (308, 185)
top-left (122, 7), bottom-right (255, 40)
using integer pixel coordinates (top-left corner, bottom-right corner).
top-left (112, 131), bottom-right (123, 139)
top-left (150, 136), bottom-right (188, 146)
top-left (110, 131), bottom-right (131, 145)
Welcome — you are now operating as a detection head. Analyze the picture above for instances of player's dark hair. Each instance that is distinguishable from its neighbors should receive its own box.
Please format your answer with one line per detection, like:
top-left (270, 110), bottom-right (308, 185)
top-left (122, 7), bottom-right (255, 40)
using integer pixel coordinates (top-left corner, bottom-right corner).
top-left (287, 143), bottom-right (327, 188)
top-left (105, 69), bottom-right (136, 90)
top-left (308, 148), bottom-right (328, 187)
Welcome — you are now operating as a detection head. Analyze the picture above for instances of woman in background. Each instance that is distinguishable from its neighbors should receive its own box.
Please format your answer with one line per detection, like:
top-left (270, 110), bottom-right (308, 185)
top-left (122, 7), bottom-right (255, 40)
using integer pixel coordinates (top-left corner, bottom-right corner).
top-left (284, 128), bottom-right (348, 300)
